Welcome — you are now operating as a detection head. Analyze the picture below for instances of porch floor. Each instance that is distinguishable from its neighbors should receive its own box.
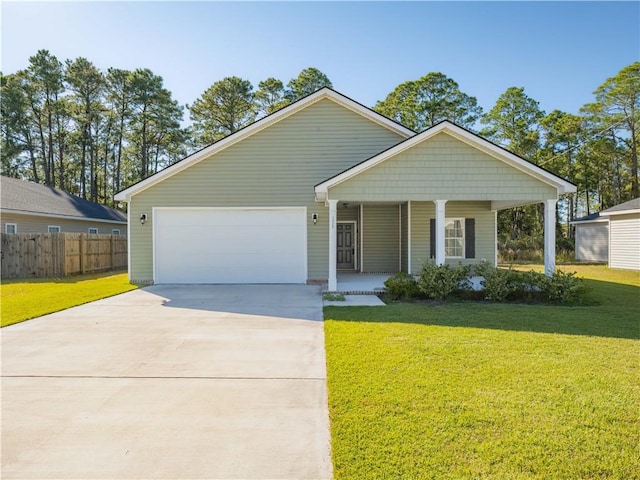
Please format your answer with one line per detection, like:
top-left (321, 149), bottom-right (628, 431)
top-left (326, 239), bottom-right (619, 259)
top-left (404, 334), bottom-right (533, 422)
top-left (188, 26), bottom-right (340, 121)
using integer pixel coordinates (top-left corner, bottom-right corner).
top-left (335, 272), bottom-right (393, 294)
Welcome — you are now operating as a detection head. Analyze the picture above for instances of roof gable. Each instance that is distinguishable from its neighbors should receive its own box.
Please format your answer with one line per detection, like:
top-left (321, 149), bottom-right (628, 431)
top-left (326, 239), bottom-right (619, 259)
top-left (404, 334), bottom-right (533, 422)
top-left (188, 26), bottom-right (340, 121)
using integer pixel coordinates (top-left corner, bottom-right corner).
top-left (599, 197), bottom-right (640, 216)
top-left (315, 121), bottom-right (576, 200)
top-left (115, 88), bottom-right (414, 202)
top-left (1, 176), bottom-right (126, 222)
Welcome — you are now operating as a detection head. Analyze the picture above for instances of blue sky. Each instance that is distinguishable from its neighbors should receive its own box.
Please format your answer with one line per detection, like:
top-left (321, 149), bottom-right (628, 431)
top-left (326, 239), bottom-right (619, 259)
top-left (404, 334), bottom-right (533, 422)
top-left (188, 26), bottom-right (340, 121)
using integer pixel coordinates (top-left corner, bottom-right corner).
top-left (1, 1), bottom-right (638, 119)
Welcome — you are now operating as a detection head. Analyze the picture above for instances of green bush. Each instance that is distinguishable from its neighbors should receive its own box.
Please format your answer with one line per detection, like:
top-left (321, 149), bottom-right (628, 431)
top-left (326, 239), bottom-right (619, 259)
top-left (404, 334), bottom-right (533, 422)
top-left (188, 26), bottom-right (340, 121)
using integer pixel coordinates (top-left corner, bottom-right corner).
top-left (538, 270), bottom-right (587, 304)
top-left (384, 272), bottom-right (420, 300)
top-left (480, 265), bottom-right (520, 302)
top-left (418, 262), bottom-right (471, 300)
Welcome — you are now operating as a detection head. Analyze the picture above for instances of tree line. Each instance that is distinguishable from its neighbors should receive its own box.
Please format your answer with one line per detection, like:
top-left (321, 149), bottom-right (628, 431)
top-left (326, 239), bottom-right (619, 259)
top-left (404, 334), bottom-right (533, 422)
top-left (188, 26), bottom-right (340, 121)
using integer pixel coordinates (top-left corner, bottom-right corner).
top-left (2, 51), bottom-right (638, 247)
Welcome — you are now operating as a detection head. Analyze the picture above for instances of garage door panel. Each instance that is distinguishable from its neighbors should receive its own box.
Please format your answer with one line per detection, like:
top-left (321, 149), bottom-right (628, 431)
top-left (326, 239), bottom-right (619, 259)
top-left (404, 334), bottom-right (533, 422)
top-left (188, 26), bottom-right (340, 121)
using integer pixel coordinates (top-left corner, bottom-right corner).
top-left (154, 208), bottom-right (306, 284)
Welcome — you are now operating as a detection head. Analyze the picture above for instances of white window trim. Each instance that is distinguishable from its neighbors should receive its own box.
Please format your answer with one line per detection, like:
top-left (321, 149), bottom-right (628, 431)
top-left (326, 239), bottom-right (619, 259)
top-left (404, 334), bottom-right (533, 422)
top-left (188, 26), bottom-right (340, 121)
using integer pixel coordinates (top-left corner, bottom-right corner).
top-left (48, 225), bottom-right (61, 233)
top-left (445, 217), bottom-right (465, 259)
top-left (112, 229), bottom-right (121, 235)
top-left (5, 223), bottom-right (17, 234)
top-left (88, 227), bottom-right (99, 234)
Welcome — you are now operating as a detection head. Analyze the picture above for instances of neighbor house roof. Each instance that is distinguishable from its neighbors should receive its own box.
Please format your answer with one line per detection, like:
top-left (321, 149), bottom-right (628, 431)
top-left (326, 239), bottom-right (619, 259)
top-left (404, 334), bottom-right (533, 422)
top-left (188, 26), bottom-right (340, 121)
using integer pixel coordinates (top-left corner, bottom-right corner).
top-left (1, 176), bottom-right (127, 223)
top-left (570, 212), bottom-right (607, 224)
top-left (314, 120), bottom-right (577, 201)
top-left (599, 197), bottom-right (640, 217)
top-left (115, 87), bottom-right (415, 202)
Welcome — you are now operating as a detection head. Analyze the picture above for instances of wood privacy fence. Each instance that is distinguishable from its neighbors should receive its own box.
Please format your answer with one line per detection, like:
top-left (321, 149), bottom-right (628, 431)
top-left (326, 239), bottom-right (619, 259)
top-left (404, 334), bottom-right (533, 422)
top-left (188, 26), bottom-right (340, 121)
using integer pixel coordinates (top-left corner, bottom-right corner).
top-left (1, 233), bottom-right (127, 279)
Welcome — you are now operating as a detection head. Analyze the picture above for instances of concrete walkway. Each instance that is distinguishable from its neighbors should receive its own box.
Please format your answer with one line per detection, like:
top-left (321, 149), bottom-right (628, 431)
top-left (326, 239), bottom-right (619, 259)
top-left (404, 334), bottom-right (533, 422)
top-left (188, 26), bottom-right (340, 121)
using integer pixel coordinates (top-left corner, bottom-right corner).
top-left (1, 284), bottom-right (332, 479)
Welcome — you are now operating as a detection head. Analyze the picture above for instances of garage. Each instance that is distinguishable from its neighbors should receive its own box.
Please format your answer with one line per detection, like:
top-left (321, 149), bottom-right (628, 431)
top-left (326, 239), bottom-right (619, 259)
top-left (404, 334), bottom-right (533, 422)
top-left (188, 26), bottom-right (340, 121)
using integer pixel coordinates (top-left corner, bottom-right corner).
top-left (153, 207), bottom-right (307, 284)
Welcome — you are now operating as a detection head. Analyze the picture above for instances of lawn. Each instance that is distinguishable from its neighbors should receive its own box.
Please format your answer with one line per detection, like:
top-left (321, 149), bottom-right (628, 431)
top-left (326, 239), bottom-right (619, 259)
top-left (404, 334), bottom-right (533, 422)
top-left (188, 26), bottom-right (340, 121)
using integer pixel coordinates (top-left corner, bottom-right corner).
top-left (324, 265), bottom-right (640, 479)
top-left (1, 272), bottom-right (138, 327)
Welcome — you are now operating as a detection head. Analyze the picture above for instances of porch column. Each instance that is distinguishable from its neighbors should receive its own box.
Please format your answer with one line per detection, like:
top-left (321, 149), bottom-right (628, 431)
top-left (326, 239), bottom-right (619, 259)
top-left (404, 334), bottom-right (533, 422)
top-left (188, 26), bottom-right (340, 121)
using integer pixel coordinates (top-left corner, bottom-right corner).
top-left (434, 199), bottom-right (447, 265)
top-left (328, 199), bottom-right (338, 291)
top-left (544, 199), bottom-right (557, 277)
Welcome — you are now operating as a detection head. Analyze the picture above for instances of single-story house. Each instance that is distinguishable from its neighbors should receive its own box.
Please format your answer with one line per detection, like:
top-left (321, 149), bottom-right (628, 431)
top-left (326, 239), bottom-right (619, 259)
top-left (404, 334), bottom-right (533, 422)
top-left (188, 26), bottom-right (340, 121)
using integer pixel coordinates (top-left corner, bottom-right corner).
top-left (600, 198), bottom-right (640, 271)
top-left (115, 88), bottom-right (576, 289)
top-left (1, 175), bottom-right (127, 235)
top-left (571, 212), bottom-right (609, 263)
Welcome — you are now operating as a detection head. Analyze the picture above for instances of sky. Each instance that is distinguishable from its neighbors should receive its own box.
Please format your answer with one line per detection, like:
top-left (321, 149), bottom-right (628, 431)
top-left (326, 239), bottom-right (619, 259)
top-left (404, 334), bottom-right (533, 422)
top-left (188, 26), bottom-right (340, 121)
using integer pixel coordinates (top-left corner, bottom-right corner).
top-left (1, 1), bottom-right (639, 121)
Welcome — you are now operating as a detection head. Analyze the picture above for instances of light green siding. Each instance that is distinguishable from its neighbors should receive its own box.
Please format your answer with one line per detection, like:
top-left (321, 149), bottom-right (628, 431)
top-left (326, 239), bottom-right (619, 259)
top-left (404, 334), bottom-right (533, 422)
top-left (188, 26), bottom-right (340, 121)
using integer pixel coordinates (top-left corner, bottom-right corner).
top-left (401, 202), bottom-right (408, 272)
top-left (409, 201), bottom-right (495, 273)
top-left (129, 99), bottom-right (404, 282)
top-left (1, 212), bottom-right (127, 235)
top-left (362, 204), bottom-right (400, 272)
top-left (329, 132), bottom-right (557, 202)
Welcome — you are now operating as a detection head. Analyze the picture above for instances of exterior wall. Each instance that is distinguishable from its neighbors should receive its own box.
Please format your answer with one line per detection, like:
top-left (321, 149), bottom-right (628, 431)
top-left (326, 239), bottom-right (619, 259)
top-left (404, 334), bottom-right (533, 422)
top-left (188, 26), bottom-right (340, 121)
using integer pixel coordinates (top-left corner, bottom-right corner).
top-left (401, 202), bottom-right (408, 272)
top-left (329, 132), bottom-right (558, 202)
top-left (1, 212), bottom-right (127, 235)
top-left (609, 213), bottom-right (640, 270)
top-left (575, 222), bottom-right (608, 262)
top-left (362, 204), bottom-right (400, 272)
top-left (409, 201), bottom-right (495, 273)
top-left (128, 99), bottom-right (404, 282)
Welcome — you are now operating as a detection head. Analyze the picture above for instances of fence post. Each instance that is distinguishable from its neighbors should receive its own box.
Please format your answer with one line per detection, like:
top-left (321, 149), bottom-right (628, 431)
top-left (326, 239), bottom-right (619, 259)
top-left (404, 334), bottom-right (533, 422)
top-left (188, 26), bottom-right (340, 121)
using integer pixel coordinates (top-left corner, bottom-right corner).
top-left (110, 234), bottom-right (115, 271)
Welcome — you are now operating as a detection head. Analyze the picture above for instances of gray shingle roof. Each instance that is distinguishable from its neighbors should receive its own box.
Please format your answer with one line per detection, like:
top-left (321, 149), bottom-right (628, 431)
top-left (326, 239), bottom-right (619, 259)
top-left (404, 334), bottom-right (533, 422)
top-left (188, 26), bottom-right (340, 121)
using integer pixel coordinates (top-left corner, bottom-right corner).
top-left (599, 197), bottom-right (640, 215)
top-left (571, 211), bottom-right (602, 223)
top-left (1, 176), bottom-right (126, 222)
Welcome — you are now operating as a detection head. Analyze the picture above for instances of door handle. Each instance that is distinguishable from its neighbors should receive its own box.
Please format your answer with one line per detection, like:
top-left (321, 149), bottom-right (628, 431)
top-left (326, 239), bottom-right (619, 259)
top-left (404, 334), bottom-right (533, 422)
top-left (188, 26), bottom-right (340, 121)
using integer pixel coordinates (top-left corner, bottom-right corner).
top-left (352, 249), bottom-right (355, 254)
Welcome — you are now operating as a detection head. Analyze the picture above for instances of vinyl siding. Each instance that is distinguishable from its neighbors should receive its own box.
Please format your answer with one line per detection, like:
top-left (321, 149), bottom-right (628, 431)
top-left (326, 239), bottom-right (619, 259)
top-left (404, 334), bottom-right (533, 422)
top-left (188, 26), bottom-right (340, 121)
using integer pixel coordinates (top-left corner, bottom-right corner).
top-left (575, 223), bottom-right (608, 262)
top-left (409, 201), bottom-right (495, 273)
top-left (609, 213), bottom-right (640, 270)
top-left (329, 132), bottom-right (557, 202)
top-left (129, 99), bottom-right (404, 282)
top-left (362, 204), bottom-right (400, 272)
top-left (1, 212), bottom-right (127, 235)
top-left (401, 202), bottom-right (408, 272)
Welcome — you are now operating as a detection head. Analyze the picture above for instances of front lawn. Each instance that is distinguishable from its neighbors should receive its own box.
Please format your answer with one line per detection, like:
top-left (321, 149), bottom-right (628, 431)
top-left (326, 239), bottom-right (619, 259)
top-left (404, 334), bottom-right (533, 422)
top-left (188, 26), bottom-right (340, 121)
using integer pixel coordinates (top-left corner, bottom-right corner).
top-left (1, 272), bottom-right (138, 327)
top-left (324, 265), bottom-right (640, 479)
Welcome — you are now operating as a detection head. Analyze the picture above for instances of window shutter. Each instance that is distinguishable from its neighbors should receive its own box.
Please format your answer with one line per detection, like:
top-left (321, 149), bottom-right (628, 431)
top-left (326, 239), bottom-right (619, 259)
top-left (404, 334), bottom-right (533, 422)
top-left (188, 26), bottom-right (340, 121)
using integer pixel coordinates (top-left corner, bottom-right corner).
top-left (465, 218), bottom-right (475, 259)
top-left (430, 218), bottom-right (435, 259)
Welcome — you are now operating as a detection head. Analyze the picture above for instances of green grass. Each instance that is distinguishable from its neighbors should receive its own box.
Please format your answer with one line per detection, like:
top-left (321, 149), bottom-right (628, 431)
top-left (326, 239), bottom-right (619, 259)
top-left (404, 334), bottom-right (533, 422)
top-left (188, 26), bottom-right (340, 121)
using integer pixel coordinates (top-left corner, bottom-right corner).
top-left (1, 272), bottom-right (138, 327)
top-left (324, 265), bottom-right (640, 479)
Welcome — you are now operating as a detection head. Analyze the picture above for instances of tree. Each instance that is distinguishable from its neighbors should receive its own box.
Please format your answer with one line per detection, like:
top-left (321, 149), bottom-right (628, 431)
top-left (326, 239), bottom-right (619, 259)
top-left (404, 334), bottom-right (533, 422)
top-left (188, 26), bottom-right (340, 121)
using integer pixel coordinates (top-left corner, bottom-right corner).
top-left (189, 76), bottom-right (255, 146)
top-left (481, 87), bottom-right (546, 241)
top-left (375, 72), bottom-right (482, 130)
top-left (285, 67), bottom-right (332, 101)
top-left (591, 62), bottom-right (640, 198)
top-left (105, 68), bottom-right (134, 193)
top-left (254, 77), bottom-right (288, 117)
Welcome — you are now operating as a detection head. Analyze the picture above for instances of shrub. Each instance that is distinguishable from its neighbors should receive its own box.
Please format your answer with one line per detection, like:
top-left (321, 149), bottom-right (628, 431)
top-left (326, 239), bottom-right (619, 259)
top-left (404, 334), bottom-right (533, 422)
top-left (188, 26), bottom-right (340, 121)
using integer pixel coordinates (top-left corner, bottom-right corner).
top-left (538, 270), bottom-right (587, 304)
top-left (480, 265), bottom-right (520, 302)
top-left (384, 272), bottom-right (420, 300)
top-left (418, 262), bottom-right (471, 300)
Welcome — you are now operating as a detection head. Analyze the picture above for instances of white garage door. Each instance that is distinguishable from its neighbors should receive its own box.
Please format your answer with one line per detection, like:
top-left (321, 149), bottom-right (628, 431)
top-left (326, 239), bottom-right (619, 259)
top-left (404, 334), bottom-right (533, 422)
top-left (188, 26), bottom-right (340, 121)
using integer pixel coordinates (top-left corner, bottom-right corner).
top-left (154, 208), bottom-right (307, 284)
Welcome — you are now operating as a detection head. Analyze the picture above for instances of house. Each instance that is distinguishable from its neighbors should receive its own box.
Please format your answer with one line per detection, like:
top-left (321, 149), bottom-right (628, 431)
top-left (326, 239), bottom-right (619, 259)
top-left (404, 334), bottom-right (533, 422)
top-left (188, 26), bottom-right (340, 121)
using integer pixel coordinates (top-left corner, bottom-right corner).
top-left (115, 88), bottom-right (576, 289)
top-left (600, 198), bottom-right (640, 271)
top-left (1, 176), bottom-right (127, 236)
top-left (571, 212), bottom-right (609, 263)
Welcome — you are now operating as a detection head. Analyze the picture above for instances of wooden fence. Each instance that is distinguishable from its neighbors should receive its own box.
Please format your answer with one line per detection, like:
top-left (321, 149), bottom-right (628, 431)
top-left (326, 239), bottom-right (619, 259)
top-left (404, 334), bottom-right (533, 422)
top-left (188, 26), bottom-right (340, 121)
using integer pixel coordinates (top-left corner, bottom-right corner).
top-left (1, 233), bottom-right (127, 279)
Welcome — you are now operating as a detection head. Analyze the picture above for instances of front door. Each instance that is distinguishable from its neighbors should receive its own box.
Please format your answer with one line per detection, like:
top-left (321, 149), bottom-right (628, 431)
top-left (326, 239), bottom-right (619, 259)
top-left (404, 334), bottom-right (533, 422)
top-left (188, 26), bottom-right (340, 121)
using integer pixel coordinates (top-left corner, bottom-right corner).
top-left (337, 223), bottom-right (355, 269)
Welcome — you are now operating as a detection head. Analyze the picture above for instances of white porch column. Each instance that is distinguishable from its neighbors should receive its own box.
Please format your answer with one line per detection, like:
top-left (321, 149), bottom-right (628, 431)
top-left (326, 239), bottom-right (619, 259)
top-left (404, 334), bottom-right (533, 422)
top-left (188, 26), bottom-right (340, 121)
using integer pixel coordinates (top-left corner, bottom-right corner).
top-left (434, 199), bottom-right (447, 265)
top-left (544, 199), bottom-right (558, 277)
top-left (328, 199), bottom-right (338, 291)
top-left (407, 201), bottom-right (412, 274)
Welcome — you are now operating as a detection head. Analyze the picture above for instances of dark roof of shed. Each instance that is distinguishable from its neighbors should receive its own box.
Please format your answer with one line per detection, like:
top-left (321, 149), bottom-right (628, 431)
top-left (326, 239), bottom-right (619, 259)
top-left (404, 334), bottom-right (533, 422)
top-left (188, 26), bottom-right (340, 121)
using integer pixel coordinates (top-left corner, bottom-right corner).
top-left (600, 197), bottom-right (640, 214)
top-left (1, 176), bottom-right (126, 222)
top-left (572, 212), bottom-right (602, 223)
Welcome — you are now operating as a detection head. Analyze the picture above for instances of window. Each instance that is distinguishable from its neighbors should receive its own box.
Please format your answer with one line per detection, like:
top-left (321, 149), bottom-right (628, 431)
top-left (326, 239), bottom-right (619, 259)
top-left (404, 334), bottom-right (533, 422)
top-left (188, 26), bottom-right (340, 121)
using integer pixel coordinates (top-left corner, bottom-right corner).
top-left (48, 226), bottom-right (61, 233)
top-left (88, 228), bottom-right (99, 234)
top-left (445, 218), bottom-right (464, 258)
top-left (112, 229), bottom-right (121, 235)
top-left (5, 223), bottom-right (17, 234)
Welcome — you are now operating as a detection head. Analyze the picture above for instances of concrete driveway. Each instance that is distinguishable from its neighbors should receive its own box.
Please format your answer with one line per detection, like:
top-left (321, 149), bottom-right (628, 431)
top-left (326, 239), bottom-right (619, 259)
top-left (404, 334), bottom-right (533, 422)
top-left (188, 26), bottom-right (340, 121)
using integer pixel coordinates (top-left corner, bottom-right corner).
top-left (1, 284), bottom-right (332, 479)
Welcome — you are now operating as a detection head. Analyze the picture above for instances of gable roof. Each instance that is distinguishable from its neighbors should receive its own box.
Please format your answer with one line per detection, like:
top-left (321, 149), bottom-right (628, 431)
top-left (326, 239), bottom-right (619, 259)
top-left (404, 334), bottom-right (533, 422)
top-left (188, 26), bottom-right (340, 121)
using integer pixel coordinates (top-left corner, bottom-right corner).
top-left (599, 197), bottom-right (640, 216)
top-left (314, 120), bottom-right (577, 199)
top-left (1, 176), bottom-right (127, 223)
top-left (114, 87), bottom-right (415, 202)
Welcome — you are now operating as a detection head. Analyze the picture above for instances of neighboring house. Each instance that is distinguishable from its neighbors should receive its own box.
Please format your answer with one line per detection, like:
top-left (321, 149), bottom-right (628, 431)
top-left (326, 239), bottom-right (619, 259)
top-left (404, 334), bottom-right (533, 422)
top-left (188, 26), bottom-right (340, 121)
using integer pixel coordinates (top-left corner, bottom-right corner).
top-left (115, 88), bottom-right (576, 288)
top-left (599, 198), bottom-right (640, 271)
top-left (1, 176), bottom-right (127, 235)
top-left (571, 212), bottom-right (609, 263)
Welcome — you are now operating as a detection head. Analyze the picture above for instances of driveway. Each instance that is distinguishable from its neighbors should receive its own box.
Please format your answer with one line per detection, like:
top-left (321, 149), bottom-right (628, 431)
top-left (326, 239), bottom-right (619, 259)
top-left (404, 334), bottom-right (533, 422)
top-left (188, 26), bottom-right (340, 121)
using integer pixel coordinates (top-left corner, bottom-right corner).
top-left (1, 284), bottom-right (332, 479)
